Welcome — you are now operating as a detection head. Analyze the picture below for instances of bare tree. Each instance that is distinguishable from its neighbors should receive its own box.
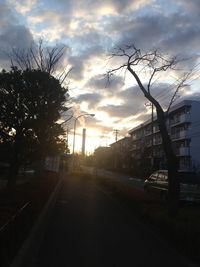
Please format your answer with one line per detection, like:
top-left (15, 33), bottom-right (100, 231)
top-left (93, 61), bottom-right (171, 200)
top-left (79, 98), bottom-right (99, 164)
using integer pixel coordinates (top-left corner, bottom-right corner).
top-left (107, 45), bottom-right (191, 217)
top-left (7, 39), bottom-right (72, 79)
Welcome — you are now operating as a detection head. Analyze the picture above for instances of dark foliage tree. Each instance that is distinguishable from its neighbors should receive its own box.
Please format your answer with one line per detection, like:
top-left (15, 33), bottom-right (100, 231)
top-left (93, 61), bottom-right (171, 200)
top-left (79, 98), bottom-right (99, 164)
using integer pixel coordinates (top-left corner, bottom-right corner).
top-left (107, 45), bottom-right (191, 217)
top-left (7, 39), bottom-right (74, 127)
top-left (0, 67), bottom-right (70, 184)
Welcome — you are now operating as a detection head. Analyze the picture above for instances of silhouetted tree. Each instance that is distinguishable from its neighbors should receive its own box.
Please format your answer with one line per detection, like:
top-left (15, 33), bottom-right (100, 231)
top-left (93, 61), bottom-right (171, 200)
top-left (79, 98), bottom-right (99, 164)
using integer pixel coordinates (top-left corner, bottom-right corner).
top-left (8, 39), bottom-right (69, 77)
top-left (0, 67), bottom-right (70, 184)
top-left (107, 45), bottom-right (191, 217)
top-left (7, 39), bottom-right (73, 125)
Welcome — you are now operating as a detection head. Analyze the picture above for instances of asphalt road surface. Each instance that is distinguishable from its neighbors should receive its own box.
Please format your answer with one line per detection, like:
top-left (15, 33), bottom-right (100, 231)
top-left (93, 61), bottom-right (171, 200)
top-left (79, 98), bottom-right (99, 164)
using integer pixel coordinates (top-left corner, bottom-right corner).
top-left (81, 166), bottom-right (144, 189)
top-left (36, 173), bottom-right (192, 267)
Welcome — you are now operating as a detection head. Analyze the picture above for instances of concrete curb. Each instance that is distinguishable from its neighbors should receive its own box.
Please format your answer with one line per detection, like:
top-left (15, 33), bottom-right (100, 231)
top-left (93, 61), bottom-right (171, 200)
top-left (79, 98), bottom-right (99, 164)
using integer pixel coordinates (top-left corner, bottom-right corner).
top-left (10, 176), bottom-right (63, 267)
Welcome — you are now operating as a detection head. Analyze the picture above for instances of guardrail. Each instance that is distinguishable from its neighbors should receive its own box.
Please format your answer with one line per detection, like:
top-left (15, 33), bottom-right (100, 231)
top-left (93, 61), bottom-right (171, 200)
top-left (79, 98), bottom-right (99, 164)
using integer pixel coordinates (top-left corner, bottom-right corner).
top-left (0, 202), bottom-right (32, 267)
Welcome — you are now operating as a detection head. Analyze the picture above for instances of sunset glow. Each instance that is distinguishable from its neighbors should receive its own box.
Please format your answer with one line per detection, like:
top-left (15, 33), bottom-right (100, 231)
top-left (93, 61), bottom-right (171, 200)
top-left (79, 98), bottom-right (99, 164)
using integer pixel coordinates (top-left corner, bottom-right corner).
top-left (1, 0), bottom-right (200, 153)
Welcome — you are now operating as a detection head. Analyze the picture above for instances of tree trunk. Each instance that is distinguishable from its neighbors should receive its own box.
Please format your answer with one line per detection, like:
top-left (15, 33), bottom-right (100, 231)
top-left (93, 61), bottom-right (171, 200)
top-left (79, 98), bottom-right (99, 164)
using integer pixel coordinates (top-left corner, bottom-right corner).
top-left (156, 106), bottom-right (179, 217)
top-left (127, 66), bottom-right (180, 217)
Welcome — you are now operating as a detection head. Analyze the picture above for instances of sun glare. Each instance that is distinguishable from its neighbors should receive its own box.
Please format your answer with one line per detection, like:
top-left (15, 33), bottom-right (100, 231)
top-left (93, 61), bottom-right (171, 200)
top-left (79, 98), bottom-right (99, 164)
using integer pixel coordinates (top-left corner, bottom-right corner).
top-left (68, 127), bottom-right (113, 154)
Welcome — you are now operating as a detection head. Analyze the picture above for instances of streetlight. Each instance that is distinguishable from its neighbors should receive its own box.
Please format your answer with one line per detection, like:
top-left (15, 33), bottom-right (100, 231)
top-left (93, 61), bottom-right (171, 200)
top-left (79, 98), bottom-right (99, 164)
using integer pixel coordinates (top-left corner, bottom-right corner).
top-left (72, 113), bottom-right (95, 157)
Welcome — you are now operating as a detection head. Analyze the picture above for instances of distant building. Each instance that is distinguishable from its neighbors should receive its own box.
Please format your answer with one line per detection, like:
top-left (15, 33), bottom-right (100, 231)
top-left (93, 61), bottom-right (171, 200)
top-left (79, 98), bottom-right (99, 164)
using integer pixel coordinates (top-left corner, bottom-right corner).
top-left (129, 100), bottom-right (200, 171)
top-left (94, 146), bottom-right (111, 168)
top-left (110, 137), bottom-right (131, 170)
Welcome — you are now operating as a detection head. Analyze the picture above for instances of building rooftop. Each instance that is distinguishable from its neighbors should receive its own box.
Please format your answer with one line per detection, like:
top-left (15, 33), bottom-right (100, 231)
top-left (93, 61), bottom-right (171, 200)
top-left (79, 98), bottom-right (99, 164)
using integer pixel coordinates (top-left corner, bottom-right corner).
top-left (128, 99), bottom-right (199, 134)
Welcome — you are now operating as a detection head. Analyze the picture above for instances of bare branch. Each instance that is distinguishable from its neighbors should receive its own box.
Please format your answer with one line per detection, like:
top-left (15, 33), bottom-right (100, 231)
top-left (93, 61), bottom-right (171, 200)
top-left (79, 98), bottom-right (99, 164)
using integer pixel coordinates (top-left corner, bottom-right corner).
top-left (167, 71), bottom-right (194, 112)
top-left (147, 69), bottom-right (156, 93)
top-left (7, 39), bottom-right (67, 75)
top-left (59, 68), bottom-right (73, 85)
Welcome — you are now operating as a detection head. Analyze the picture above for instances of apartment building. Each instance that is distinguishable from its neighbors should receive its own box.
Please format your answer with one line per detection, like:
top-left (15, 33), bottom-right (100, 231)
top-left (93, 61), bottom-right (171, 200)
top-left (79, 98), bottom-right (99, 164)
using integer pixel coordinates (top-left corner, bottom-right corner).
top-left (110, 137), bottom-right (131, 170)
top-left (129, 100), bottom-right (200, 171)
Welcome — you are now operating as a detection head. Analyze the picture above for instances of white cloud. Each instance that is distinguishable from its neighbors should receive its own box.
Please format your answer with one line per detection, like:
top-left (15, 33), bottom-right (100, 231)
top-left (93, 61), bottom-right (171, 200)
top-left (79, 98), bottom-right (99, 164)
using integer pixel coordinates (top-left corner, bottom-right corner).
top-left (1, 0), bottom-right (200, 152)
top-left (8, 0), bottom-right (38, 14)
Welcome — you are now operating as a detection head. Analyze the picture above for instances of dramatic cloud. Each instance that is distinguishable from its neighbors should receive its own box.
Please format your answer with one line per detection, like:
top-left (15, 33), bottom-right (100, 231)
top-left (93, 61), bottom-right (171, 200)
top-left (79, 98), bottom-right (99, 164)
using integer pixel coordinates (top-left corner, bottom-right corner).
top-left (0, 2), bottom-right (34, 68)
top-left (68, 44), bottom-right (105, 81)
top-left (0, 25), bottom-right (33, 51)
top-left (98, 85), bottom-right (146, 118)
top-left (0, 2), bottom-right (18, 27)
top-left (9, 0), bottom-right (38, 14)
top-left (107, 11), bottom-right (200, 60)
top-left (49, 0), bottom-right (152, 17)
top-left (1, 0), bottom-right (200, 151)
top-left (87, 74), bottom-right (124, 93)
top-left (75, 93), bottom-right (102, 109)
top-left (175, 0), bottom-right (200, 16)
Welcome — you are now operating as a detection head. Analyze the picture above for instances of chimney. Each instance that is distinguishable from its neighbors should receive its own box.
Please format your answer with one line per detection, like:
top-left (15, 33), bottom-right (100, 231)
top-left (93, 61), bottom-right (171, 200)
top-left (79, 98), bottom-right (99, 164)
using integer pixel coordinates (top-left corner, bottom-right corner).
top-left (82, 128), bottom-right (86, 156)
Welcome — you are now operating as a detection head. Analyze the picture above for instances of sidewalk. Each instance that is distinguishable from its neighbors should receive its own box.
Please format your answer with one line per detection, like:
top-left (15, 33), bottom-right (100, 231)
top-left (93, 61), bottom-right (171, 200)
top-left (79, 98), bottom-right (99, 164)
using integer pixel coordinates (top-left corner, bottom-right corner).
top-left (10, 172), bottom-right (63, 267)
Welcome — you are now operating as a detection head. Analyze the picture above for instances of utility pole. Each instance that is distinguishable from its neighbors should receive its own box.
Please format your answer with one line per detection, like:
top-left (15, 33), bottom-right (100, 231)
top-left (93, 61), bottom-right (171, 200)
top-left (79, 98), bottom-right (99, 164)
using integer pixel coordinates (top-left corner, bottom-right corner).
top-left (66, 128), bottom-right (69, 146)
top-left (81, 128), bottom-right (86, 156)
top-left (113, 129), bottom-right (119, 142)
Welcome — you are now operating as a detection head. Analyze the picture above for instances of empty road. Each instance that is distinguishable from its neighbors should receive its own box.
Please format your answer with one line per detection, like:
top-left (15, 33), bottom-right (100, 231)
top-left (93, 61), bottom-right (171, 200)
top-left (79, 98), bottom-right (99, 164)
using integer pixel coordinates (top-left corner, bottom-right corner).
top-left (81, 166), bottom-right (144, 189)
top-left (36, 173), bottom-right (191, 267)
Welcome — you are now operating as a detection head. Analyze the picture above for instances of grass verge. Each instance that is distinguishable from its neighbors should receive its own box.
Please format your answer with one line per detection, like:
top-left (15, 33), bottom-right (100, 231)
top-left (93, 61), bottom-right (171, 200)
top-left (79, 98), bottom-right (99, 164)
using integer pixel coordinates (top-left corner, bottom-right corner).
top-left (0, 171), bottom-right (60, 267)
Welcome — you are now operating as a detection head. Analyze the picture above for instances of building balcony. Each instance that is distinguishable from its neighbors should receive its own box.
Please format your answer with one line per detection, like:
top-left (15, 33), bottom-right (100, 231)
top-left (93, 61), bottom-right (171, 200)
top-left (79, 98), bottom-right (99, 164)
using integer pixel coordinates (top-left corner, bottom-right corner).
top-left (145, 142), bottom-right (152, 147)
top-left (132, 135), bottom-right (137, 140)
top-left (130, 145), bottom-right (141, 151)
top-left (133, 154), bottom-right (142, 159)
top-left (132, 134), bottom-right (144, 141)
top-left (176, 147), bottom-right (190, 156)
top-left (153, 151), bottom-right (163, 157)
top-left (171, 113), bottom-right (191, 126)
top-left (153, 126), bottom-right (160, 133)
top-left (153, 137), bottom-right (162, 145)
top-left (171, 129), bottom-right (190, 140)
top-left (179, 159), bottom-right (191, 171)
top-left (144, 130), bottom-right (152, 136)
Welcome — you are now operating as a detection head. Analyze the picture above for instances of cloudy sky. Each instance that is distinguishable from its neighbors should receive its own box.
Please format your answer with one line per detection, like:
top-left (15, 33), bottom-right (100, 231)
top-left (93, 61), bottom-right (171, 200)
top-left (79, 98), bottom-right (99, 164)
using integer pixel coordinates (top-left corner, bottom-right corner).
top-left (1, 0), bottom-right (200, 153)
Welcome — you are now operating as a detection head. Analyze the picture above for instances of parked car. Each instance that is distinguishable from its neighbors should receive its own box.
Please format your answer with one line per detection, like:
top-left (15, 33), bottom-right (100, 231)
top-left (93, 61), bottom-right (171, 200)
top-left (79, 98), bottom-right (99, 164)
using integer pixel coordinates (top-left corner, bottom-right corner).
top-left (144, 170), bottom-right (200, 203)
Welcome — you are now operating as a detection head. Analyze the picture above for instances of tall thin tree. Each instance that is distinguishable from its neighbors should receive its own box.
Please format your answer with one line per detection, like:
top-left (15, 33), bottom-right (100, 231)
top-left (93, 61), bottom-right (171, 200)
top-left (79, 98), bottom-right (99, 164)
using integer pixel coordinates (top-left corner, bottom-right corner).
top-left (107, 45), bottom-right (192, 217)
